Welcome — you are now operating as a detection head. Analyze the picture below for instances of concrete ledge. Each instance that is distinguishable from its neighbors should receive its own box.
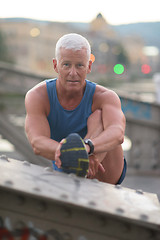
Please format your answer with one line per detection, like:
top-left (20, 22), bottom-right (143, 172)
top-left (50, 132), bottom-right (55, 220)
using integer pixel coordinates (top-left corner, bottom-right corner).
top-left (0, 157), bottom-right (160, 240)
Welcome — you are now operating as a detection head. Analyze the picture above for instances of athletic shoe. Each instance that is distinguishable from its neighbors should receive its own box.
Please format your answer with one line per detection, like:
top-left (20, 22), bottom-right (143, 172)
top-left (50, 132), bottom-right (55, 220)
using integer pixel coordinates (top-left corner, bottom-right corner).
top-left (60, 133), bottom-right (89, 177)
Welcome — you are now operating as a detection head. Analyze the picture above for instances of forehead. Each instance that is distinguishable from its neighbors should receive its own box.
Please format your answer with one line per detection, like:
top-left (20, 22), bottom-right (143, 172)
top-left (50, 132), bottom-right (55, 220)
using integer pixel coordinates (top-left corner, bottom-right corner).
top-left (59, 47), bottom-right (88, 62)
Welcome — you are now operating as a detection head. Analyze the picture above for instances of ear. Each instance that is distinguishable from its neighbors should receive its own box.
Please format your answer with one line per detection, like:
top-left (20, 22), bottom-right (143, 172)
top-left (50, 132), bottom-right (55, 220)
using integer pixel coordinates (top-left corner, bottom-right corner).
top-left (53, 58), bottom-right (58, 73)
top-left (87, 60), bottom-right (92, 74)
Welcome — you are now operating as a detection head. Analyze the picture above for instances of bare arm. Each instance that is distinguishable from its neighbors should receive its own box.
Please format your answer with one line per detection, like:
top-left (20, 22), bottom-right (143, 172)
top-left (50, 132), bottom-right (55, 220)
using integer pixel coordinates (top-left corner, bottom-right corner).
top-left (25, 83), bottom-right (59, 160)
top-left (92, 86), bottom-right (126, 154)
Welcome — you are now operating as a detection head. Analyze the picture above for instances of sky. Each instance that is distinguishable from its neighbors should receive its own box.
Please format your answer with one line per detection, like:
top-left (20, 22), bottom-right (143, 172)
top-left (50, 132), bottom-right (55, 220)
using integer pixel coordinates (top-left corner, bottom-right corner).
top-left (0, 0), bottom-right (160, 25)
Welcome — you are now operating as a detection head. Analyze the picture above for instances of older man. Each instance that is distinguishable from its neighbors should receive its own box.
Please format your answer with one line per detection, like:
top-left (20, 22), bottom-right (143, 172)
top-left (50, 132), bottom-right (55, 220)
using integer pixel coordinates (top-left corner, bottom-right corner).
top-left (25, 33), bottom-right (126, 184)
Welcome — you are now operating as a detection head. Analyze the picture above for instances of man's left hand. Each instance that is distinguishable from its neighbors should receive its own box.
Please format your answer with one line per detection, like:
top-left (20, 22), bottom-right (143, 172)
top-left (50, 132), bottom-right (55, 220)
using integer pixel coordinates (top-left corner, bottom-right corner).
top-left (87, 154), bottom-right (105, 178)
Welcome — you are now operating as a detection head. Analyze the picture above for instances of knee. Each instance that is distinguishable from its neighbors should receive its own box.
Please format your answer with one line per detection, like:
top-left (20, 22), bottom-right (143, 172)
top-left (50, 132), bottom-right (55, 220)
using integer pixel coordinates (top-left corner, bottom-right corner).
top-left (87, 109), bottom-right (102, 125)
top-left (86, 109), bottom-right (103, 137)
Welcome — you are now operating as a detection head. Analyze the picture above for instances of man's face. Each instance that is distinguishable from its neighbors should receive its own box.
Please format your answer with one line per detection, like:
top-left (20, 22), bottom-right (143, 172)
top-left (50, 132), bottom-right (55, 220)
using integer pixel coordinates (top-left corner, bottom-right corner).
top-left (53, 47), bottom-right (92, 92)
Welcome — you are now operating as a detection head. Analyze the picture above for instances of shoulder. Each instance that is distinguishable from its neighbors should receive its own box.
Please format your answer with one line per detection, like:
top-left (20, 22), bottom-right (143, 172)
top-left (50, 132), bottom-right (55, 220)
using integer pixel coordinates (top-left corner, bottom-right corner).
top-left (25, 80), bottom-right (49, 114)
top-left (25, 81), bottom-right (47, 99)
top-left (92, 84), bottom-right (121, 110)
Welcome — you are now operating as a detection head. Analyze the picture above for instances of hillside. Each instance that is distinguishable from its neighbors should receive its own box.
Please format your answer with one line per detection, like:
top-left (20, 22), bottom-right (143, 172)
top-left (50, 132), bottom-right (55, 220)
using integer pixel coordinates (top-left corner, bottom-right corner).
top-left (1, 18), bottom-right (160, 49)
top-left (112, 22), bottom-right (160, 49)
top-left (68, 21), bottom-right (160, 49)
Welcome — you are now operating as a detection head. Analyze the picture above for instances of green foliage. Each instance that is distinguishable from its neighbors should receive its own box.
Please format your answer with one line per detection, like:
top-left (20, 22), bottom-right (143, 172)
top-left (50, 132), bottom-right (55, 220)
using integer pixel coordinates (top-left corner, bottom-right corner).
top-left (0, 31), bottom-right (7, 60)
top-left (115, 44), bottom-right (129, 66)
top-left (0, 31), bottom-right (14, 63)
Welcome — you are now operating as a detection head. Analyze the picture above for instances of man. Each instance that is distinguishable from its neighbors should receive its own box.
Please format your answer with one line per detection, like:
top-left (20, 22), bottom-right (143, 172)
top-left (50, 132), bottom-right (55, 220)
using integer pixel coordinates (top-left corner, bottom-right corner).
top-left (25, 33), bottom-right (126, 184)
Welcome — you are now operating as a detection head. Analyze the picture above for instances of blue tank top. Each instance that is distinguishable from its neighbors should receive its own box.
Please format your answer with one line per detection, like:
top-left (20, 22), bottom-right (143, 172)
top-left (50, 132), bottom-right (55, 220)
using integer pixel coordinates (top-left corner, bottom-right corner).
top-left (46, 79), bottom-right (96, 142)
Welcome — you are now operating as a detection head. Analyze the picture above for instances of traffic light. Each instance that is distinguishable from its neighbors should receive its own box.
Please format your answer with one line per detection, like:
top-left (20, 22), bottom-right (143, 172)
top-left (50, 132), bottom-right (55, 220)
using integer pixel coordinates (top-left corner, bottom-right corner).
top-left (141, 64), bottom-right (151, 74)
top-left (113, 64), bottom-right (125, 75)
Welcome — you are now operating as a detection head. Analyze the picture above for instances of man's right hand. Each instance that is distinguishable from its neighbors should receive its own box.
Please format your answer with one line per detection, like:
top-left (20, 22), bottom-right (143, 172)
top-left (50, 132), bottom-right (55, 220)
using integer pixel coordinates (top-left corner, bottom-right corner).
top-left (55, 139), bottom-right (65, 168)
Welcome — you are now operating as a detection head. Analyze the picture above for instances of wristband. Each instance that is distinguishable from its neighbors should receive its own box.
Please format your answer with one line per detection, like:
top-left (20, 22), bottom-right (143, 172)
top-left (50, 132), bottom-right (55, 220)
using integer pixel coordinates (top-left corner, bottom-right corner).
top-left (84, 139), bottom-right (94, 155)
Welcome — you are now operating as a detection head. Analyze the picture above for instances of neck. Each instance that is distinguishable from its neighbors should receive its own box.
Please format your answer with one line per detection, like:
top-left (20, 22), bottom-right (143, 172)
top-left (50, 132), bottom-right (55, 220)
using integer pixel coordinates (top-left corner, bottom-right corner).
top-left (56, 80), bottom-right (86, 110)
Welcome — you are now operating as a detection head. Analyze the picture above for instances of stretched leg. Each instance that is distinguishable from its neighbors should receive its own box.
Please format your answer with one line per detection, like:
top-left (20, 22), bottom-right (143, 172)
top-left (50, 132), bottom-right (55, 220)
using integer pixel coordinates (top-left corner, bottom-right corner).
top-left (85, 110), bottom-right (124, 184)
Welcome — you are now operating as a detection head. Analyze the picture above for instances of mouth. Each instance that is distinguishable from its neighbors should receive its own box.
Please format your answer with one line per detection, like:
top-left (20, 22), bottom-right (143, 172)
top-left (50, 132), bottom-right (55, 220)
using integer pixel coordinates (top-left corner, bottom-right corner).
top-left (67, 80), bottom-right (79, 83)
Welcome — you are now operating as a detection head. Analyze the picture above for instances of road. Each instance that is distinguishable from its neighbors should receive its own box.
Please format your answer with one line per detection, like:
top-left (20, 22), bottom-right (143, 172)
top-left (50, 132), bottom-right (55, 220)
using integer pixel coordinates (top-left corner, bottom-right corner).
top-left (122, 173), bottom-right (160, 201)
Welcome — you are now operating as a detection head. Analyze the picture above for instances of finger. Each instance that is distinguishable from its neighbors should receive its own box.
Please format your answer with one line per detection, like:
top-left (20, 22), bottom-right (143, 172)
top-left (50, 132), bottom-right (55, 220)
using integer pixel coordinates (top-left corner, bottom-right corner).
top-left (98, 163), bottom-right (105, 173)
top-left (56, 145), bottom-right (61, 158)
top-left (55, 156), bottom-right (61, 168)
top-left (88, 167), bottom-right (94, 177)
top-left (90, 159), bottom-right (96, 176)
top-left (60, 138), bottom-right (66, 144)
top-left (55, 142), bottom-right (63, 168)
top-left (95, 159), bottom-right (100, 173)
top-left (55, 139), bottom-right (64, 158)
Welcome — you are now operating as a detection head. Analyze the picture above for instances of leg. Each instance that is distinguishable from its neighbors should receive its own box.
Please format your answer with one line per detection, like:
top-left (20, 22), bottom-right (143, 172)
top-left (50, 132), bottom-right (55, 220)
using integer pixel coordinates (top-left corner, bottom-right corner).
top-left (86, 110), bottom-right (124, 184)
top-left (85, 110), bottom-right (106, 163)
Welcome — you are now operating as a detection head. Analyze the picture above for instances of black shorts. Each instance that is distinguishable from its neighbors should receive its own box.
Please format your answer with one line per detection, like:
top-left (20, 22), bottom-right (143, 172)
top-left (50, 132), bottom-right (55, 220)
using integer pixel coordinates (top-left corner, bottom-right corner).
top-left (116, 157), bottom-right (127, 184)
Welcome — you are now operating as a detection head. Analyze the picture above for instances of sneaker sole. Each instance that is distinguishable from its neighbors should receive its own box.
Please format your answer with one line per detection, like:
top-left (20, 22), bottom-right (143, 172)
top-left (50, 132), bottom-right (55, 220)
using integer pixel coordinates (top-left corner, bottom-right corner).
top-left (60, 133), bottom-right (89, 177)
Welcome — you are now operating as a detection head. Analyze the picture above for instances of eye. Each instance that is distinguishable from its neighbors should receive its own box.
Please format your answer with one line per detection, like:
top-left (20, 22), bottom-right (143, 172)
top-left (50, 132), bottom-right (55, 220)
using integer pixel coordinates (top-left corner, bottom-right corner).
top-left (77, 63), bottom-right (83, 68)
top-left (64, 63), bottom-right (69, 67)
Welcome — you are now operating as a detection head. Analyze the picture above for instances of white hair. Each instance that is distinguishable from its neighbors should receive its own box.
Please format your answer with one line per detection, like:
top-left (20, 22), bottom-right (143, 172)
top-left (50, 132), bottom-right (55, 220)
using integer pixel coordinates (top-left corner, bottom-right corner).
top-left (55, 33), bottom-right (91, 62)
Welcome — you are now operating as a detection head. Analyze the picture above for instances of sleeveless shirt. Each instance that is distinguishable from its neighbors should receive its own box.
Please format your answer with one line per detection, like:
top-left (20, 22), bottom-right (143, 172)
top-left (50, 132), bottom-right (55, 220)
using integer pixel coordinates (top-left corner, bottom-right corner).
top-left (46, 79), bottom-right (96, 142)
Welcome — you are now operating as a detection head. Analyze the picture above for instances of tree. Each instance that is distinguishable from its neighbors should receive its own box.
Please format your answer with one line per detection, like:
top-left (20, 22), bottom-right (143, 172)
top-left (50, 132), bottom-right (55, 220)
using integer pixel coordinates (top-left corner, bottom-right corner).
top-left (115, 44), bottom-right (130, 66)
top-left (0, 31), bottom-right (14, 63)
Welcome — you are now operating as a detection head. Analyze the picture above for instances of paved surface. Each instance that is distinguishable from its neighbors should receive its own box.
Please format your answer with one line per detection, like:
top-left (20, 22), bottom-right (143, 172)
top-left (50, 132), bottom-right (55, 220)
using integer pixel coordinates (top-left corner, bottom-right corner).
top-left (122, 173), bottom-right (160, 201)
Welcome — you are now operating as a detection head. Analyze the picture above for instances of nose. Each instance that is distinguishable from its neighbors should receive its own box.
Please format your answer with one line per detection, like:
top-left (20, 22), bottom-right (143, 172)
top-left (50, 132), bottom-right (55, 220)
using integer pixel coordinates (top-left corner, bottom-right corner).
top-left (69, 66), bottom-right (77, 76)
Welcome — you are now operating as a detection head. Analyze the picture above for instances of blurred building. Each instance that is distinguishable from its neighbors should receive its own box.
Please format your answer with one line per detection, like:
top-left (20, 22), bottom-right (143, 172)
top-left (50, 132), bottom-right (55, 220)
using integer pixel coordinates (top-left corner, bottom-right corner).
top-left (0, 14), bottom-right (158, 80)
top-left (0, 18), bottom-right (74, 76)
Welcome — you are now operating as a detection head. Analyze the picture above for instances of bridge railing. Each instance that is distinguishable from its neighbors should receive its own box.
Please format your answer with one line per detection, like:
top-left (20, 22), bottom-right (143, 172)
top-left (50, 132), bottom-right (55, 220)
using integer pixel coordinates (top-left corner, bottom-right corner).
top-left (0, 62), bottom-right (160, 173)
top-left (120, 96), bottom-right (160, 172)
